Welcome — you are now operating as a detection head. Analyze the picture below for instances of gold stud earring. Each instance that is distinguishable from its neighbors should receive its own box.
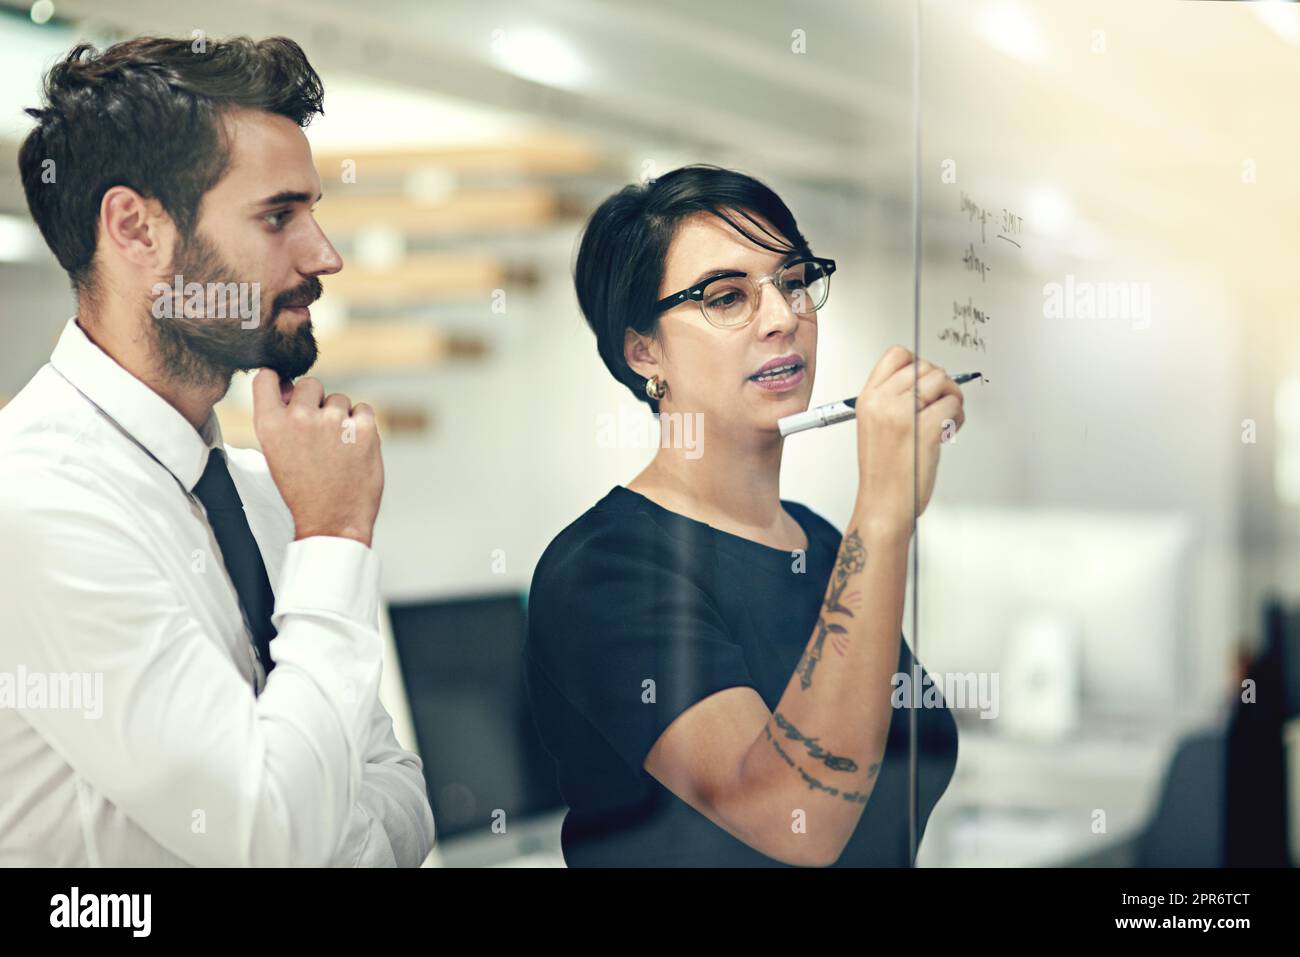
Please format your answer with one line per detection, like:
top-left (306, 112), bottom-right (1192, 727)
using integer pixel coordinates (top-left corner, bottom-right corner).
top-left (645, 375), bottom-right (667, 400)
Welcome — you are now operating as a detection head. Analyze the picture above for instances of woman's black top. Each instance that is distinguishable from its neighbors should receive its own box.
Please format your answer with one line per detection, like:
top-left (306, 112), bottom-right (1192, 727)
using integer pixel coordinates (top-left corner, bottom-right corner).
top-left (525, 485), bottom-right (959, 867)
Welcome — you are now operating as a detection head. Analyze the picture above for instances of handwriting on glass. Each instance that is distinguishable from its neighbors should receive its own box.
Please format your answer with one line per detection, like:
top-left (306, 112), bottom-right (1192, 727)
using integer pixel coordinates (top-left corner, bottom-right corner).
top-left (939, 191), bottom-right (1024, 352)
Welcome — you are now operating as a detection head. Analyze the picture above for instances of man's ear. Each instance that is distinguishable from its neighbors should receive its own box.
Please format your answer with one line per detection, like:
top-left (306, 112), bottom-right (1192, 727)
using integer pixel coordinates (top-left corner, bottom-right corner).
top-left (624, 327), bottom-right (661, 382)
top-left (99, 186), bottom-right (176, 276)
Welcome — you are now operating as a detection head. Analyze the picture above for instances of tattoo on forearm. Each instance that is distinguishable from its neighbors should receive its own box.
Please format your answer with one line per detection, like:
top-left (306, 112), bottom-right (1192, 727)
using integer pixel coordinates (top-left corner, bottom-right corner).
top-left (826, 529), bottom-right (865, 615)
top-left (773, 711), bottom-right (857, 772)
top-left (794, 763), bottom-right (871, 804)
top-left (764, 725), bottom-right (881, 805)
top-left (797, 528), bottom-right (867, 690)
top-left (764, 724), bottom-right (795, 767)
top-left (797, 764), bottom-right (840, 797)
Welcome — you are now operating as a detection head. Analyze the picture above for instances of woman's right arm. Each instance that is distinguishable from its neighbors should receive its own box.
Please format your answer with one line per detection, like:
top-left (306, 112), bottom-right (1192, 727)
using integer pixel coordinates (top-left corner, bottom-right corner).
top-left (643, 345), bottom-right (965, 866)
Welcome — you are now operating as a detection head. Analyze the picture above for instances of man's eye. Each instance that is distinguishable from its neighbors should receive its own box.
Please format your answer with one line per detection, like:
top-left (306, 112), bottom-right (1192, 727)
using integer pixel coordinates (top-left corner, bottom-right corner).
top-left (264, 210), bottom-right (292, 230)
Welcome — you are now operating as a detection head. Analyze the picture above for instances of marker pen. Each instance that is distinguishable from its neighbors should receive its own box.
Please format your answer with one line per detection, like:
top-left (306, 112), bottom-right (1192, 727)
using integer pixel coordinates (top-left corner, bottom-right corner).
top-left (778, 372), bottom-right (985, 437)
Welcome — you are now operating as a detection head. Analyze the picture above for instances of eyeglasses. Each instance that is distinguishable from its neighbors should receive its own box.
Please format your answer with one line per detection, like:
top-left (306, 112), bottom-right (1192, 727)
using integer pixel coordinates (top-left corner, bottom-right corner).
top-left (655, 256), bottom-right (836, 329)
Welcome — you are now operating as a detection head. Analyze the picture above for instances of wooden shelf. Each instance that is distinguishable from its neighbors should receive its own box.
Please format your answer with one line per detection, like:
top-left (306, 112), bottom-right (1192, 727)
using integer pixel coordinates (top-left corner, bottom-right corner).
top-left (325, 250), bottom-right (508, 303)
top-left (312, 321), bottom-right (486, 375)
top-left (315, 186), bottom-right (559, 236)
top-left (311, 134), bottom-right (600, 178)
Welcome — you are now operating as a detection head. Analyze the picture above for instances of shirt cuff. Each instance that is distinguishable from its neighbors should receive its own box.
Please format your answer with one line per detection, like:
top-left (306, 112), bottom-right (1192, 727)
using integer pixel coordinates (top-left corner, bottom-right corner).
top-left (272, 536), bottom-right (381, 627)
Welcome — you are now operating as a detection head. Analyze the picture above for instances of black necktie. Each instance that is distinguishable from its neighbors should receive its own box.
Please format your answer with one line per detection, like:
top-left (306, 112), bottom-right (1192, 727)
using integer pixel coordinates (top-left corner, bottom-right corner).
top-left (192, 448), bottom-right (277, 677)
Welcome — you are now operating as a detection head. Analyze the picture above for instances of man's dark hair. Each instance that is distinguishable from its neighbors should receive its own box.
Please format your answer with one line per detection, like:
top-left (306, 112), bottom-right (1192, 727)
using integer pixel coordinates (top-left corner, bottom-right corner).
top-left (18, 35), bottom-right (324, 301)
top-left (573, 164), bottom-right (812, 413)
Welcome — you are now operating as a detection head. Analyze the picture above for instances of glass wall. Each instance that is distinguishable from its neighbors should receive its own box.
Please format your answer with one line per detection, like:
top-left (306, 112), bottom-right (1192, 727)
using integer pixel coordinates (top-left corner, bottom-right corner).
top-left (912, 0), bottom-right (1294, 867)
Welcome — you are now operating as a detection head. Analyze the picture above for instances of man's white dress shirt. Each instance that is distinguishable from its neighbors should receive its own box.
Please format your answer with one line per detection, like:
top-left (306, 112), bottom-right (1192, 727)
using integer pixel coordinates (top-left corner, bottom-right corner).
top-left (0, 317), bottom-right (436, 866)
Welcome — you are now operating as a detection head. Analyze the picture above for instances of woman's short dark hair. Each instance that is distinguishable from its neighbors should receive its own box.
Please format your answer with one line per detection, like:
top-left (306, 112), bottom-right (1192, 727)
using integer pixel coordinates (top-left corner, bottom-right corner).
top-left (573, 164), bottom-right (812, 413)
top-left (18, 35), bottom-right (324, 300)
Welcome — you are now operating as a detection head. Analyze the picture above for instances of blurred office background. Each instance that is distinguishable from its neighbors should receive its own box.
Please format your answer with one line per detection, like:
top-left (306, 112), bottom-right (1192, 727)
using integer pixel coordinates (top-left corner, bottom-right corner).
top-left (0, 0), bottom-right (1296, 866)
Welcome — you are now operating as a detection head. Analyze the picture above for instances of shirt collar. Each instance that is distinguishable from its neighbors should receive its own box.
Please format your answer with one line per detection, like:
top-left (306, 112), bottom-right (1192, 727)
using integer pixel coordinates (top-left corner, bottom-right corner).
top-left (48, 316), bottom-right (224, 492)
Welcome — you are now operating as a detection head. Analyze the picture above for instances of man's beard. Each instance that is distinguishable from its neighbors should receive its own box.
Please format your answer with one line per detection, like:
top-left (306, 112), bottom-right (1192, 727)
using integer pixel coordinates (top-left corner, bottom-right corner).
top-left (150, 229), bottom-right (321, 387)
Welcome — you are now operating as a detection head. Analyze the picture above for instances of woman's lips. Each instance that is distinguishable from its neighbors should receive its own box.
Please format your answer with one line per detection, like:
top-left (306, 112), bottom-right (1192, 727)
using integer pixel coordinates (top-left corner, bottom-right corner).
top-left (748, 365), bottom-right (806, 393)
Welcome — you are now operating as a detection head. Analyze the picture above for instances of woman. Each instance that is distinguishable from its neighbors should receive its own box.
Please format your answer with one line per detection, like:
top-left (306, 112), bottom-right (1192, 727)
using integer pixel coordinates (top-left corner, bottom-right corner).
top-left (525, 165), bottom-right (963, 867)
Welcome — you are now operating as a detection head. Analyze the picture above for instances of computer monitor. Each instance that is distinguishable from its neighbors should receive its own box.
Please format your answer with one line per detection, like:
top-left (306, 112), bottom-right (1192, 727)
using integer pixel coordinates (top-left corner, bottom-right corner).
top-left (387, 592), bottom-right (565, 851)
top-left (914, 505), bottom-right (1193, 717)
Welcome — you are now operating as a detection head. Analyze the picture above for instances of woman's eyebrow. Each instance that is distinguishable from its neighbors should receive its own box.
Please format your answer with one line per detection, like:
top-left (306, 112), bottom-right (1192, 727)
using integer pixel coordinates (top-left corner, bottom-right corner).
top-left (687, 254), bottom-right (803, 287)
top-left (687, 266), bottom-right (747, 286)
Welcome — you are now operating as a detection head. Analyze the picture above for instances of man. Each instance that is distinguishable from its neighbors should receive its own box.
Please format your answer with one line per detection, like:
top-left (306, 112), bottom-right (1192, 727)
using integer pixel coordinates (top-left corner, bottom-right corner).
top-left (0, 35), bottom-right (435, 866)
